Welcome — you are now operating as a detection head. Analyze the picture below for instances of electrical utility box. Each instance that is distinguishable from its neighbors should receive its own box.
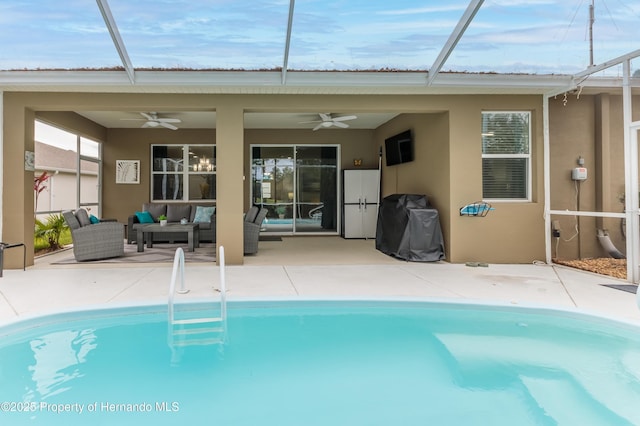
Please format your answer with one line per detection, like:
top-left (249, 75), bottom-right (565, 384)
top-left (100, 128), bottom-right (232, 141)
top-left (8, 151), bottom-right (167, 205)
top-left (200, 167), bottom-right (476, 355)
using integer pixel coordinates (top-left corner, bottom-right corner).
top-left (571, 167), bottom-right (588, 181)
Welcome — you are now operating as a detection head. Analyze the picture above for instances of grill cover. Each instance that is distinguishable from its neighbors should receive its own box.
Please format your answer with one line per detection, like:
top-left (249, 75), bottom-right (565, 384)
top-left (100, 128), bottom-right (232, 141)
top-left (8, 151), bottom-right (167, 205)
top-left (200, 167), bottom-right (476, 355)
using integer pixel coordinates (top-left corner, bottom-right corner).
top-left (375, 194), bottom-right (445, 262)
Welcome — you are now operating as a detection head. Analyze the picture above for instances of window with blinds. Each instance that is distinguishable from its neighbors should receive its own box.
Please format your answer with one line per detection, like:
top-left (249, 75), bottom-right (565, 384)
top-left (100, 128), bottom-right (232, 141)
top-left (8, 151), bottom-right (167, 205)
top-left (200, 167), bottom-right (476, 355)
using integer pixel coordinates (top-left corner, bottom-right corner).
top-left (481, 111), bottom-right (531, 201)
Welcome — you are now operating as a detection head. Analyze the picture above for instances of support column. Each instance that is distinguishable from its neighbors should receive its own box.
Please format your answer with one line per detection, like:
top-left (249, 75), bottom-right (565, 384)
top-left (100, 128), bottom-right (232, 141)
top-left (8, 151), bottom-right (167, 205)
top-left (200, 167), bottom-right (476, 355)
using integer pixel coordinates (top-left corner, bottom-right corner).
top-left (0, 91), bottom-right (3, 241)
top-left (2, 97), bottom-right (35, 268)
top-left (215, 105), bottom-right (245, 265)
top-left (622, 60), bottom-right (639, 283)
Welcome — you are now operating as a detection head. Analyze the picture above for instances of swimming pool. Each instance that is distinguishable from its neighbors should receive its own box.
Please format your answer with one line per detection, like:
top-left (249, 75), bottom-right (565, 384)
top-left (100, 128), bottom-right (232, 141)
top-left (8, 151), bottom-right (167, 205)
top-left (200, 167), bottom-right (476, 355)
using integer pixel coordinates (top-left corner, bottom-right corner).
top-left (1, 300), bottom-right (640, 425)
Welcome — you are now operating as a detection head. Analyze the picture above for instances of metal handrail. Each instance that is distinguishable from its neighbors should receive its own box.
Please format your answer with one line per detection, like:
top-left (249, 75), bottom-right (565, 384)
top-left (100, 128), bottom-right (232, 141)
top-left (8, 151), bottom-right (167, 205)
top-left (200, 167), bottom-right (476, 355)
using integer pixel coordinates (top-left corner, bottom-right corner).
top-left (168, 247), bottom-right (187, 325)
top-left (168, 245), bottom-right (226, 326)
top-left (219, 246), bottom-right (227, 321)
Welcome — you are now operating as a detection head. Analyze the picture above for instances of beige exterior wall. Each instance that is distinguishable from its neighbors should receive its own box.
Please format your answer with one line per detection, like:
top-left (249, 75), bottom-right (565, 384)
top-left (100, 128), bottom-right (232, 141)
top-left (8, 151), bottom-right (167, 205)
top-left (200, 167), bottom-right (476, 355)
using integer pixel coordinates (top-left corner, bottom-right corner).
top-left (548, 94), bottom-right (640, 261)
top-left (4, 91), bottom-right (555, 267)
top-left (373, 96), bottom-right (545, 264)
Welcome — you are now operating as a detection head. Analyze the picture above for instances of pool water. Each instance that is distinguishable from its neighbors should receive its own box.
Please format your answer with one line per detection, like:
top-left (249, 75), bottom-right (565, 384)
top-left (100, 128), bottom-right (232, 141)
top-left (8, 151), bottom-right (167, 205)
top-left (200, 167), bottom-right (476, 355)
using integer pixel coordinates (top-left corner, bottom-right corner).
top-left (1, 300), bottom-right (640, 425)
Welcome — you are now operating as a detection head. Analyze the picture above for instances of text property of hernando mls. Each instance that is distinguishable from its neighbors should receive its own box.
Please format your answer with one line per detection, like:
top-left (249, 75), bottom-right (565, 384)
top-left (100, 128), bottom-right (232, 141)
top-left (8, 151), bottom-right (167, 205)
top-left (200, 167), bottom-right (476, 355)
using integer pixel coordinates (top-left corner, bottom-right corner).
top-left (0, 401), bottom-right (180, 414)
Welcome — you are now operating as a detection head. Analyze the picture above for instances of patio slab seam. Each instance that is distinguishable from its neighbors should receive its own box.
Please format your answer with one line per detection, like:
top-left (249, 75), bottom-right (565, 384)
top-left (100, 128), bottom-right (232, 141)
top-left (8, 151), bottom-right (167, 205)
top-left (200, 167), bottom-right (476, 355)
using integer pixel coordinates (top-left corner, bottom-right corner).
top-left (0, 289), bottom-right (18, 317)
top-left (282, 266), bottom-right (300, 295)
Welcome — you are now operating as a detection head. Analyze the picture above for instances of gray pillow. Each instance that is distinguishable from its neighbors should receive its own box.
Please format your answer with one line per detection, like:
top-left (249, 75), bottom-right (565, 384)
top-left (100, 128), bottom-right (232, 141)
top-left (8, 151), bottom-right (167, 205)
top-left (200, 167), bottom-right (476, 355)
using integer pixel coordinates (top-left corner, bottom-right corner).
top-left (143, 203), bottom-right (167, 221)
top-left (75, 209), bottom-right (92, 227)
top-left (167, 204), bottom-right (191, 222)
top-left (63, 210), bottom-right (81, 230)
top-left (244, 206), bottom-right (259, 222)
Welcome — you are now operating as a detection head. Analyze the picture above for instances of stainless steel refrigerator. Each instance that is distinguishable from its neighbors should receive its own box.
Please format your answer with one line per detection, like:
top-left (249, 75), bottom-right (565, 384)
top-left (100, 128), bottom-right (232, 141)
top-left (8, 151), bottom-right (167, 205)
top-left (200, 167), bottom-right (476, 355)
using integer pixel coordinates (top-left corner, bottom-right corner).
top-left (342, 169), bottom-right (380, 238)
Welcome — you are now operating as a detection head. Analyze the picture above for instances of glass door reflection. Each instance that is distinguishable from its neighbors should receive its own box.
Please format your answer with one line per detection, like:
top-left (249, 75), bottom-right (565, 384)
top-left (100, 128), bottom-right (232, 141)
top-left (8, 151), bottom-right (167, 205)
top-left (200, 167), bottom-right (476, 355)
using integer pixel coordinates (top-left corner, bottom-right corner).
top-left (295, 146), bottom-right (337, 233)
top-left (252, 145), bottom-right (338, 234)
top-left (252, 146), bottom-right (295, 233)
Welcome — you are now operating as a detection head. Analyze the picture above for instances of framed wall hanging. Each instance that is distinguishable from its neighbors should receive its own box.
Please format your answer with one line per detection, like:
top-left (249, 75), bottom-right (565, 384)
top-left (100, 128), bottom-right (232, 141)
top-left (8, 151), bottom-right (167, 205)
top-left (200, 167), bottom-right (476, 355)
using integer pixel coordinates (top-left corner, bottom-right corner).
top-left (116, 160), bottom-right (140, 184)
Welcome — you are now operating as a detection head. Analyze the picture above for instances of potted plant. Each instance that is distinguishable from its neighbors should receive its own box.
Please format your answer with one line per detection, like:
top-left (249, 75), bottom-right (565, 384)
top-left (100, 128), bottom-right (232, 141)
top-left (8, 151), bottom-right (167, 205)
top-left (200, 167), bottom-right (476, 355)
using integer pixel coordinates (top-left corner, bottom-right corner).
top-left (275, 205), bottom-right (286, 219)
top-left (158, 214), bottom-right (168, 226)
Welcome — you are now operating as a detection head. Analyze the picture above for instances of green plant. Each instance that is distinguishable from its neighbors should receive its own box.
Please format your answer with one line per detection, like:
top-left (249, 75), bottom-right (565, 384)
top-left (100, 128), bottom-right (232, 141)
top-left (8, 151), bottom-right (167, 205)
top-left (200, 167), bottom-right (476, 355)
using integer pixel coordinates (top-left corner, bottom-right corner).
top-left (275, 205), bottom-right (286, 215)
top-left (158, 214), bottom-right (167, 221)
top-left (35, 229), bottom-right (71, 252)
top-left (34, 213), bottom-right (69, 250)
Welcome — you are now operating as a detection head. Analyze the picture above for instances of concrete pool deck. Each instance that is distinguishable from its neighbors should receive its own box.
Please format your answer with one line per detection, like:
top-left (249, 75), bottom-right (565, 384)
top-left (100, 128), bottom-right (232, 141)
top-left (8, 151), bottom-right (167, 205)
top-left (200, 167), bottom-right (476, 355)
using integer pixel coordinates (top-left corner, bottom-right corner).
top-left (0, 236), bottom-right (639, 325)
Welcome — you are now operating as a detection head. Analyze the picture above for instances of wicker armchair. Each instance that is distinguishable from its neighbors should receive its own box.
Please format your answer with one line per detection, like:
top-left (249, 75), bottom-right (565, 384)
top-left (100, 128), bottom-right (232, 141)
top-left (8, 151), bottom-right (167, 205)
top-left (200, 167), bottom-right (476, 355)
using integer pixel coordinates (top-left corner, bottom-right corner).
top-left (243, 208), bottom-right (268, 255)
top-left (211, 207), bottom-right (267, 254)
top-left (62, 210), bottom-right (125, 261)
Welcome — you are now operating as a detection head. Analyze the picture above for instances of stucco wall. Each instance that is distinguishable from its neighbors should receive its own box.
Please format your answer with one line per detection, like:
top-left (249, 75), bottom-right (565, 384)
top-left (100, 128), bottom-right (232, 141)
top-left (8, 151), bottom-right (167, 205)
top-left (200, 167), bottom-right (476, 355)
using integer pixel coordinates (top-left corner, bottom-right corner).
top-left (375, 97), bottom-right (545, 264)
top-left (549, 94), bottom-right (640, 261)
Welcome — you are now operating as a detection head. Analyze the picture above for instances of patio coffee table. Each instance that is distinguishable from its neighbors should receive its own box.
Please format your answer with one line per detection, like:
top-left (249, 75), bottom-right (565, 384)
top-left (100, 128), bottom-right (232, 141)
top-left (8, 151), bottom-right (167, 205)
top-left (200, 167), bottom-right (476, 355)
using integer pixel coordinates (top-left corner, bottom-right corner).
top-left (137, 223), bottom-right (200, 252)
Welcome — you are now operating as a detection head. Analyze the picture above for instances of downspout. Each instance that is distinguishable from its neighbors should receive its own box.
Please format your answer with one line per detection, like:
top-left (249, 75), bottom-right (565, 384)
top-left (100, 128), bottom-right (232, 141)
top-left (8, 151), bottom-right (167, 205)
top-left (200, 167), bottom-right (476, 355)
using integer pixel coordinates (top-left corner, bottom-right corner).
top-left (596, 229), bottom-right (625, 259)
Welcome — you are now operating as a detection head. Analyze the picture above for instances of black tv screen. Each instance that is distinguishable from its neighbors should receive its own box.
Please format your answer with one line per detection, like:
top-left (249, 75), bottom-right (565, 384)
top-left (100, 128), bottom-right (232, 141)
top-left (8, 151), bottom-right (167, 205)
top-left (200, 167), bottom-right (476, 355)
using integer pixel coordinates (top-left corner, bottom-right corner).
top-left (385, 130), bottom-right (413, 166)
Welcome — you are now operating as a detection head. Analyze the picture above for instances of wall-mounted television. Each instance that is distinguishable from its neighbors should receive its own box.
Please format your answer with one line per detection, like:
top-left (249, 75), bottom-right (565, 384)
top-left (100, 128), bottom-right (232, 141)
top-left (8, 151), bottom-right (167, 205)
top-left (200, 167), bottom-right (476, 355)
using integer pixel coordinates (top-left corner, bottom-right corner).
top-left (385, 130), bottom-right (413, 166)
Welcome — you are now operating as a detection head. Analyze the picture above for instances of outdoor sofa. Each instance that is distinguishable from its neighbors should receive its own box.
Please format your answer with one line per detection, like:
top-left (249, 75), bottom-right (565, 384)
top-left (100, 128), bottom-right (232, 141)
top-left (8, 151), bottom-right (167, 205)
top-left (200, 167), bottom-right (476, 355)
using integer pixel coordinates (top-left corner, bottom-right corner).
top-left (128, 203), bottom-right (268, 255)
top-left (127, 202), bottom-right (216, 244)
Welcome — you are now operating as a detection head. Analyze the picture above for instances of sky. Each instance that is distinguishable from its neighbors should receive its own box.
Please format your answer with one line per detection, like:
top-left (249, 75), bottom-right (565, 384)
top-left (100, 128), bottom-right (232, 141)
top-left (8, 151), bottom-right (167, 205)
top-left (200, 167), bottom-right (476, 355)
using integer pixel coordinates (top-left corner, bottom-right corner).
top-left (0, 0), bottom-right (638, 75)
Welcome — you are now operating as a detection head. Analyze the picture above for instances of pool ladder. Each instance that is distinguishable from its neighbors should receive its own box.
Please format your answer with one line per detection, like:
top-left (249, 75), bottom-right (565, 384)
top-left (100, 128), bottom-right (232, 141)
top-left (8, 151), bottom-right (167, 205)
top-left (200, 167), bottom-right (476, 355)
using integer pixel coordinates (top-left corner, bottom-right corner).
top-left (168, 246), bottom-right (227, 349)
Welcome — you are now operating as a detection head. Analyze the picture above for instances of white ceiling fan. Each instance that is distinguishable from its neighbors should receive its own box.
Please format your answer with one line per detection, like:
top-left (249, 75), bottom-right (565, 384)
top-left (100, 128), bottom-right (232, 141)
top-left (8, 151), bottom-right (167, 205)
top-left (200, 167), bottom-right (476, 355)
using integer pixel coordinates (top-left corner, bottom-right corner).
top-left (121, 112), bottom-right (181, 130)
top-left (301, 113), bottom-right (357, 131)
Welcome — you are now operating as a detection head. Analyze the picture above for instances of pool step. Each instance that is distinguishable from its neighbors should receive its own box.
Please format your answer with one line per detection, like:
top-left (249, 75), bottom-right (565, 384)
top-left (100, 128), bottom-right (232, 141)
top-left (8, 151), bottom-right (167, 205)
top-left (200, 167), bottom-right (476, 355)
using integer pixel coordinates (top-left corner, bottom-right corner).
top-left (168, 246), bottom-right (228, 355)
top-left (172, 317), bottom-right (223, 326)
top-left (170, 317), bottom-right (226, 346)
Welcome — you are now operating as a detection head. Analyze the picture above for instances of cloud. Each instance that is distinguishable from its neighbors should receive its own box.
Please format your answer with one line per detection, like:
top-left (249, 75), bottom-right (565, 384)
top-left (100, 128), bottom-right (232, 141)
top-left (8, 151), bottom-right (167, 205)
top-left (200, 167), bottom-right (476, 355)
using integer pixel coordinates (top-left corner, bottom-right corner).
top-left (377, 4), bottom-right (468, 16)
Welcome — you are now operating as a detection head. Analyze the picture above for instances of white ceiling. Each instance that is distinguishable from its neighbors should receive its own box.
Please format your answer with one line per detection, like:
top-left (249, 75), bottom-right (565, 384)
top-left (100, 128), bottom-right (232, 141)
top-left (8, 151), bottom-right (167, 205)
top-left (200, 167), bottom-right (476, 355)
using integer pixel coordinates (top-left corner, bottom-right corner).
top-left (77, 111), bottom-right (399, 130)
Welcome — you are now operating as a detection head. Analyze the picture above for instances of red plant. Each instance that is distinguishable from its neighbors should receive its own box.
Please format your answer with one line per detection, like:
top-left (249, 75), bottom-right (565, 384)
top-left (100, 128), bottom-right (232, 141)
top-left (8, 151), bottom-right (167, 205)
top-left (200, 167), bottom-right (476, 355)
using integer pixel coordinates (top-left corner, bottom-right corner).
top-left (34, 171), bottom-right (51, 213)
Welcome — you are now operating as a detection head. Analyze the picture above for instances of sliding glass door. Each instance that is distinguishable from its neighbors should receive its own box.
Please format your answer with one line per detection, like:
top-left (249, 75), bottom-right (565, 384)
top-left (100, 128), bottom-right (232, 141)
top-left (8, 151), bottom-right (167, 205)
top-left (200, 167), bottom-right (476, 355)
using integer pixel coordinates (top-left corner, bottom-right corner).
top-left (251, 145), bottom-right (339, 234)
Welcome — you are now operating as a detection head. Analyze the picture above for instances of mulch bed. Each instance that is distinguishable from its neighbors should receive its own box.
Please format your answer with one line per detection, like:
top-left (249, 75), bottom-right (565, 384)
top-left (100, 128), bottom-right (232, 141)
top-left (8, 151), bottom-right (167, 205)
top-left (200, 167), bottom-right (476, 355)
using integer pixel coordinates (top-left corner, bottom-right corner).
top-left (553, 258), bottom-right (627, 280)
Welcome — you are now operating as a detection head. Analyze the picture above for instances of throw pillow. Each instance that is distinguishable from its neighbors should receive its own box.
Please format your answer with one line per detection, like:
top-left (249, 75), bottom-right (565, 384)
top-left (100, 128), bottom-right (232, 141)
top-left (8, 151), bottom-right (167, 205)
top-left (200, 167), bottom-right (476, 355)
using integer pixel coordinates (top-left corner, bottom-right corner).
top-left (75, 208), bottom-right (92, 227)
top-left (89, 214), bottom-right (100, 224)
top-left (135, 211), bottom-right (154, 224)
top-left (193, 206), bottom-right (215, 223)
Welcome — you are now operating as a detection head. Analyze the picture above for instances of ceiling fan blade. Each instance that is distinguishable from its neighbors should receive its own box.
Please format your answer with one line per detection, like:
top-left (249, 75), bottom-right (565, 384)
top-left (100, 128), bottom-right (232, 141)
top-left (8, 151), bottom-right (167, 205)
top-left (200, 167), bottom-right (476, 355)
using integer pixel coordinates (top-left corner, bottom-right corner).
top-left (140, 112), bottom-right (155, 121)
top-left (312, 123), bottom-right (325, 131)
top-left (120, 118), bottom-right (146, 121)
top-left (332, 115), bottom-right (357, 122)
top-left (142, 121), bottom-right (157, 128)
top-left (159, 122), bottom-right (178, 130)
top-left (319, 113), bottom-right (332, 122)
top-left (333, 121), bottom-right (349, 128)
top-left (157, 118), bottom-right (181, 123)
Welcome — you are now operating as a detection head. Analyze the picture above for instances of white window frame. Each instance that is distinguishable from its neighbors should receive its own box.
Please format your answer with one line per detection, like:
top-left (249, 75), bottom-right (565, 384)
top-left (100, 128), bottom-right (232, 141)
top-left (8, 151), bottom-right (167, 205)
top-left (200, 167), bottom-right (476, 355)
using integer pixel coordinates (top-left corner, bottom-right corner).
top-left (481, 111), bottom-right (532, 202)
